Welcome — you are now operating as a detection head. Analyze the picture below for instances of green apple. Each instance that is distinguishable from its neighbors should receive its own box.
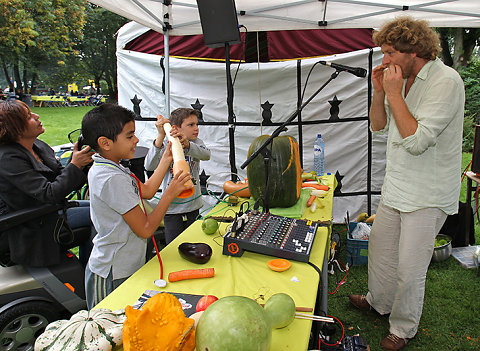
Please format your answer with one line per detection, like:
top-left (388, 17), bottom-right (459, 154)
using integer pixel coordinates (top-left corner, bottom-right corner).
top-left (202, 217), bottom-right (219, 235)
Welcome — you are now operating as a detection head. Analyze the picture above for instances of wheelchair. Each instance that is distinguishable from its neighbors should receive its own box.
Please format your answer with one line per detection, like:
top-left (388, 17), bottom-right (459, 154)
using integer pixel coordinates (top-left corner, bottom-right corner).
top-left (0, 201), bottom-right (90, 350)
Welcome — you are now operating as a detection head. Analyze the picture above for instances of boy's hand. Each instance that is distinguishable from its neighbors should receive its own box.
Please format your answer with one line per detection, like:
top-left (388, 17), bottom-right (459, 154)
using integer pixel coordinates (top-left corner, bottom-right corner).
top-left (170, 126), bottom-right (190, 149)
top-left (166, 169), bottom-right (193, 198)
top-left (159, 141), bottom-right (174, 167)
top-left (154, 115), bottom-right (170, 148)
top-left (70, 142), bottom-right (94, 169)
top-left (155, 115), bottom-right (170, 134)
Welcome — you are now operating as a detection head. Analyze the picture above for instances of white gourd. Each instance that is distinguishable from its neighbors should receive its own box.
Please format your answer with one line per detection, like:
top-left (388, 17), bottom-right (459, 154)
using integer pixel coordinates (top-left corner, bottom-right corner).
top-left (34, 308), bottom-right (126, 351)
top-left (163, 122), bottom-right (194, 198)
top-left (163, 122), bottom-right (185, 162)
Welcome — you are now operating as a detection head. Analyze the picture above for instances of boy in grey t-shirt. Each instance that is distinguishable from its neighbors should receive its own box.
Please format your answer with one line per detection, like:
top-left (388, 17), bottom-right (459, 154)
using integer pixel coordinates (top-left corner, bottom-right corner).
top-left (81, 104), bottom-right (192, 309)
top-left (145, 108), bottom-right (210, 244)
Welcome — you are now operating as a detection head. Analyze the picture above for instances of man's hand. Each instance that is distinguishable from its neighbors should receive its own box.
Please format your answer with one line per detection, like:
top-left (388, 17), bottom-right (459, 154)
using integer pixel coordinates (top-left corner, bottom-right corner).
top-left (382, 64), bottom-right (404, 98)
top-left (372, 63), bottom-right (388, 93)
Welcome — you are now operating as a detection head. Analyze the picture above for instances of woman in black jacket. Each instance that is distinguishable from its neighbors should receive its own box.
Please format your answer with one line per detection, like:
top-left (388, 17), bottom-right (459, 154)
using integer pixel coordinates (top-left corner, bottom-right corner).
top-left (0, 100), bottom-right (94, 267)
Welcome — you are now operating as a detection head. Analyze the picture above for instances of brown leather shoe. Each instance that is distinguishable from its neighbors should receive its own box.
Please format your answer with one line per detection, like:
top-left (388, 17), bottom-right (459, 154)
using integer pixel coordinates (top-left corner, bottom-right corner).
top-left (380, 333), bottom-right (410, 350)
top-left (348, 294), bottom-right (371, 311)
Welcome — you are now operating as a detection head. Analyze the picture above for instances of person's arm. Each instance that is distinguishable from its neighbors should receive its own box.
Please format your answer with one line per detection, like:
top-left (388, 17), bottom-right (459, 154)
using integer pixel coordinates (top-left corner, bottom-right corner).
top-left (0, 143), bottom-right (87, 203)
top-left (153, 115), bottom-right (169, 148)
top-left (369, 64), bottom-right (388, 131)
top-left (185, 139), bottom-right (211, 161)
top-left (122, 170), bottom-right (193, 238)
top-left (140, 142), bottom-right (174, 199)
top-left (144, 115), bottom-right (169, 172)
top-left (69, 142), bottom-right (94, 170)
top-left (383, 64), bottom-right (418, 138)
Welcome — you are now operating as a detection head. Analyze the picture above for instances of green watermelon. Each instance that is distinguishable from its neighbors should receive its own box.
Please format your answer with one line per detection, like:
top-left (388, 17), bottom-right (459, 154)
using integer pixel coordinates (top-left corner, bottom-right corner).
top-left (247, 135), bottom-right (302, 208)
top-left (195, 296), bottom-right (271, 351)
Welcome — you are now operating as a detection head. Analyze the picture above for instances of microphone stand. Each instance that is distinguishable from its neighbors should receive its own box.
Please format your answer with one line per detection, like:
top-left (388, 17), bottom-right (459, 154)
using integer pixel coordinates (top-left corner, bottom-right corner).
top-left (241, 70), bottom-right (341, 213)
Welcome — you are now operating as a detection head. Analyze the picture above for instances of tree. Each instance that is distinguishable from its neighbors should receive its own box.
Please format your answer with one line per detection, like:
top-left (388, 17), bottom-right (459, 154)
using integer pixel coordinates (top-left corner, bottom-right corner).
top-left (77, 4), bottom-right (128, 101)
top-left (0, 0), bottom-right (86, 94)
top-left (437, 28), bottom-right (480, 68)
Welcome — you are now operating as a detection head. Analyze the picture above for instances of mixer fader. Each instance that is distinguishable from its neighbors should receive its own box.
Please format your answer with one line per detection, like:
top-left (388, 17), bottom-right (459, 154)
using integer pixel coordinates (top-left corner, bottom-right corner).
top-left (222, 210), bottom-right (318, 262)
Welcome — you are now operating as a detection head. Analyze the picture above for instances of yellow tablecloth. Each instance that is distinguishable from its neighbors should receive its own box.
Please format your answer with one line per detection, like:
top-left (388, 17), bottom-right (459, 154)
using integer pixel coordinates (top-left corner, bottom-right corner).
top-left (31, 95), bottom-right (66, 107)
top-left (31, 95), bottom-right (107, 106)
top-left (96, 174), bottom-right (336, 351)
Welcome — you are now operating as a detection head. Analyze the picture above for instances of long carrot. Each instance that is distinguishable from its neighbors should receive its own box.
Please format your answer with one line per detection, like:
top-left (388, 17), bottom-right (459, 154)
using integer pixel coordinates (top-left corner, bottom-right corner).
top-left (306, 194), bottom-right (316, 207)
top-left (301, 183), bottom-right (329, 191)
top-left (168, 268), bottom-right (215, 282)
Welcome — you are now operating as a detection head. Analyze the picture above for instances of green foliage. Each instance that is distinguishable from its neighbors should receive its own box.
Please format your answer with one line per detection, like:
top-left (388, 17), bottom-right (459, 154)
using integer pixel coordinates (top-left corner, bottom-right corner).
top-left (0, 0), bottom-right (86, 92)
top-left (463, 114), bottom-right (475, 152)
top-left (458, 58), bottom-right (480, 152)
top-left (458, 59), bottom-right (480, 124)
top-left (75, 4), bottom-right (128, 97)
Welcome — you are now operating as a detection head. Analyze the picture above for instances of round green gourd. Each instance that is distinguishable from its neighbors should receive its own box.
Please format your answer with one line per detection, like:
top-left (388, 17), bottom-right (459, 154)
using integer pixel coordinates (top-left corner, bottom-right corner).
top-left (34, 308), bottom-right (126, 351)
top-left (247, 135), bottom-right (302, 208)
top-left (196, 296), bottom-right (271, 351)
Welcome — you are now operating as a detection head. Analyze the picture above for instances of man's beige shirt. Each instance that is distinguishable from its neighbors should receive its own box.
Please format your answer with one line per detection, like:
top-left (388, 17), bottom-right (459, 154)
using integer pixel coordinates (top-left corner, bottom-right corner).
top-left (374, 58), bottom-right (465, 215)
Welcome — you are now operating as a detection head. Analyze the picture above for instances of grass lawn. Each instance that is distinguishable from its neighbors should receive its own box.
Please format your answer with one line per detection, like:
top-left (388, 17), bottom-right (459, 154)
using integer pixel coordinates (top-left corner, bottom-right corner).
top-left (33, 106), bottom-right (95, 146)
top-left (37, 107), bottom-right (479, 350)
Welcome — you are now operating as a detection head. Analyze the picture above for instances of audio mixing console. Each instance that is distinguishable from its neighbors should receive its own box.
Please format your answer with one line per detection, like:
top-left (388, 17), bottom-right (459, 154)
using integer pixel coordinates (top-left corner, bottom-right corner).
top-left (222, 210), bottom-right (318, 262)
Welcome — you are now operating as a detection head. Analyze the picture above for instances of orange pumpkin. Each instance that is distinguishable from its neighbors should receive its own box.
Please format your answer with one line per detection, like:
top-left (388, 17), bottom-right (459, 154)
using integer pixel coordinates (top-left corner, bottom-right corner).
top-left (123, 293), bottom-right (195, 351)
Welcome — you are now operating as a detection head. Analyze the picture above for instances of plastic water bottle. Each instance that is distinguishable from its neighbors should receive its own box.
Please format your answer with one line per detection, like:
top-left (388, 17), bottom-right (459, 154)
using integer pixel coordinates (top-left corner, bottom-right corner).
top-left (313, 134), bottom-right (325, 176)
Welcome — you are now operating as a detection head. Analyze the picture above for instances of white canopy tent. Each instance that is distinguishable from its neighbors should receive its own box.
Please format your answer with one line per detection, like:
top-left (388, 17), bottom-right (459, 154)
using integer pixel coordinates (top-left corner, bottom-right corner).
top-left (89, 0), bottom-right (480, 115)
top-left (89, 0), bottom-right (480, 34)
top-left (88, 0), bottom-right (480, 222)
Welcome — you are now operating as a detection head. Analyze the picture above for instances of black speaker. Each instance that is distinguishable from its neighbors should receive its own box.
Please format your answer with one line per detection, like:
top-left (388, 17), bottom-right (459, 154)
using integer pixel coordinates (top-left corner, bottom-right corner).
top-left (472, 125), bottom-right (480, 174)
top-left (196, 0), bottom-right (241, 48)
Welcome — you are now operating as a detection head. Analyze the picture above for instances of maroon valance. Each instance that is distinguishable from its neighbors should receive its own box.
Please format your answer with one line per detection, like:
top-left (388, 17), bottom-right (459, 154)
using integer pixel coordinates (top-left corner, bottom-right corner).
top-left (123, 28), bottom-right (374, 61)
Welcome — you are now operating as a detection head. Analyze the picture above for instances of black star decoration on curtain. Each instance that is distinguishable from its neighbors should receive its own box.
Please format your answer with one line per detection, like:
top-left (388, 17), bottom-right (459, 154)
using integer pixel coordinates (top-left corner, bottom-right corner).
top-left (334, 170), bottom-right (344, 195)
top-left (261, 101), bottom-right (274, 125)
top-left (328, 95), bottom-right (342, 122)
top-left (191, 99), bottom-right (205, 122)
top-left (130, 94), bottom-right (142, 118)
top-left (199, 170), bottom-right (210, 193)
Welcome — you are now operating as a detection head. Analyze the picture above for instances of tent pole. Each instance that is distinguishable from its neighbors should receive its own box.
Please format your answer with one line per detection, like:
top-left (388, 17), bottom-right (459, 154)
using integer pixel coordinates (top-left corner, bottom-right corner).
top-left (163, 2), bottom-right (171, 117)
top-left (164, 29), bottom-right (170, 117)
top-left (225, 42), bottom-right (238, 181)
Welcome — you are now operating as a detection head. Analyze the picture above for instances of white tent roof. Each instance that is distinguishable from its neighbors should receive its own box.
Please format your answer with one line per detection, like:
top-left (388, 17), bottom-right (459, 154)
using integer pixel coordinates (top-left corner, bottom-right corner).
top-left (89, 0), bottom-right (480, 34)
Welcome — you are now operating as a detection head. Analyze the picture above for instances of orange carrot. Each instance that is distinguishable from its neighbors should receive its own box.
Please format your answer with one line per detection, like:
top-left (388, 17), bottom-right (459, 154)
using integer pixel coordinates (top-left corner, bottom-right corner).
top-left (168, 268), bottom-right (215, 282)
top-left (301, 183), bottom-right (329, 191)
top-left (306, 194), bottom-right (316, 207)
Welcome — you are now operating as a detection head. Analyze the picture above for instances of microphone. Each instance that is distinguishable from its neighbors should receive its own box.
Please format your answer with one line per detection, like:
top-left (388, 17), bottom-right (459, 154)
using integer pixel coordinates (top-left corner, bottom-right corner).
top-left (319, 61), bottom-right (367, 78)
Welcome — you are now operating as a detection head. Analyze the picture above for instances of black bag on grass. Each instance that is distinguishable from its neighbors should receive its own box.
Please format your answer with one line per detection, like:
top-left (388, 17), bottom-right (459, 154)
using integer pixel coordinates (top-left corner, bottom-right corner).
top-left (439, 201), bottom-right (475, 247)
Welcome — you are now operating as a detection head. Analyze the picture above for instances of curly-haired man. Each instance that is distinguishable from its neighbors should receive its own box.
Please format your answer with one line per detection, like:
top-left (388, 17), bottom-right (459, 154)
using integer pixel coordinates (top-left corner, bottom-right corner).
top-left (349, 16), bottom-right (465, 350)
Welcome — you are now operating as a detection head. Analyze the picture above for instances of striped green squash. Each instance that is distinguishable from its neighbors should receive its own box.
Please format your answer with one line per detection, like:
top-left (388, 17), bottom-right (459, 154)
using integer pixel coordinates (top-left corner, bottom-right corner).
top-left (34, 308), bottom-right (126, 351)
top-left (247, 135), bottom-right (302, 208)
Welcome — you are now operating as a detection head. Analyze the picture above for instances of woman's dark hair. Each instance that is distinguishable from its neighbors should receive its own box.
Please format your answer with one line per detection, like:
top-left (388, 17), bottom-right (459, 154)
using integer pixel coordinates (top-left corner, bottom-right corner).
top-left (169, 108), bottom-right (200, 127)
top-left (81, 103), bottom-right (136, 150)
top-left (0, 100), bottom-right (31, 145)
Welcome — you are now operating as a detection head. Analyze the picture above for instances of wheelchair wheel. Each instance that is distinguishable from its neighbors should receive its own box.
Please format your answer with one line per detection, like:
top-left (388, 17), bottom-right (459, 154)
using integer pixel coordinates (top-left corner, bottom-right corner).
top-left (0, 301), bottom-right (58, 350)
top-left (80, 186), bottom-right (89, 200)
